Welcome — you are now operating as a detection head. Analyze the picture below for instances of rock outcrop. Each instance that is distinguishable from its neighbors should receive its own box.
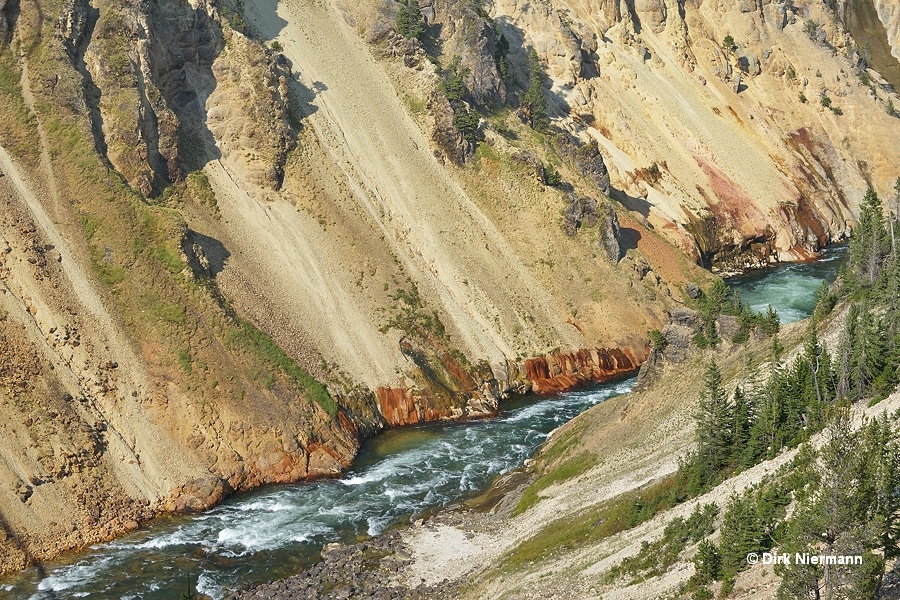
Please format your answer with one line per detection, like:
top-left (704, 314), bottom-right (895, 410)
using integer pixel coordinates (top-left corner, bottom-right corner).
top-left (525, 347), bottom-right (643, 394)
top-left (562, 194), bottom-right (599, 236)
top-left (556, 134), bottom-right (611, 196)
top-left (429, 0), bottom-right (506, 107)
top-left (600, 203), bottom-right (624, 262)
top-left (0, 0), bottom-right (12, 47)
top-left (63, 0), bottom-right (294, 196)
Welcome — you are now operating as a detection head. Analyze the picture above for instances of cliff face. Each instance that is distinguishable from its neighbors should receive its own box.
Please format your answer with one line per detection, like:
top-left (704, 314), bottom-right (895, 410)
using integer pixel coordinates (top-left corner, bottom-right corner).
top-left (487, 0), bottom-right (900, 272)
top-left (873, 0), bottom-right (900, 63)
top-left (524, 347), bottom-right (643, 394)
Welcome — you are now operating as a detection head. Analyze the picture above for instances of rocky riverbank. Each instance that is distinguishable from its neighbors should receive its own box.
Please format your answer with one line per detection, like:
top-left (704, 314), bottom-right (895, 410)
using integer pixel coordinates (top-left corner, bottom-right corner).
top-left (224, 530), bottom-right (457, 600)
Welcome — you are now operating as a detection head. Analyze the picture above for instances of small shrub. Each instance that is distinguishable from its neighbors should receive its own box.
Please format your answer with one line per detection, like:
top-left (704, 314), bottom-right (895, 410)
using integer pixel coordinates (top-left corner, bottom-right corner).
top-left (798, 91), bottom-right (807, 103)
top-left (177, 348), bottom-right (192, 374)
top-left (731, 329), bottom-right (749, 344)
top-left (804, 19), bottom-right (820, 42)
top-left (543, 163), bottom-right (563, 187)
top-left (649, 329), bottom-right (668, 350)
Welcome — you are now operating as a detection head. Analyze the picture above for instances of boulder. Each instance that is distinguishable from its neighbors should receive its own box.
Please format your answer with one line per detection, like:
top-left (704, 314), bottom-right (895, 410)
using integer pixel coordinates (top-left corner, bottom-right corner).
top-left (599, 202), bottom-right (623, 262)
top-left (738, 51), bottom-right (761, 76)
top-left (555, 133), bottom-right (611, 195)
top-left (562, 194), bottom-right (599, 236)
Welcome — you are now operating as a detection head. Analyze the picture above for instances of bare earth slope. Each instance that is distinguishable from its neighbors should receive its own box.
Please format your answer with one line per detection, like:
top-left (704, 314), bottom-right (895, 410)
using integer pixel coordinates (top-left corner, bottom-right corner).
top-left (201, 0), bottom-right (666, 404)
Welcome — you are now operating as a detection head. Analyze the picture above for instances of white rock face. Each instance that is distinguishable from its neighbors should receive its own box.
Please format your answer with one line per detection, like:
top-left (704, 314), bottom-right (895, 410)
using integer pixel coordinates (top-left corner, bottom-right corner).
top-left (874, 0), bottom-right (900, 62)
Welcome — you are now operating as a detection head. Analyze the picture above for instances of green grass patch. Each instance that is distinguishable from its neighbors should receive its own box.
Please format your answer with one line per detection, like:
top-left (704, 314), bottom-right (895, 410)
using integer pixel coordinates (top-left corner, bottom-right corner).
top-left (473, 140), bottom-right (499, 162)
top-left (155, 244), bottom-right (184, 274)
top-left (186, 171), bottom-right (217, 211)
top-left (228, 318), bottom-right (338, 416)
top-left (96, 262), bottom-right (127, 286)
top-left (78, 213), bottom-right (102, 240)
top-left (514, 421), bottom-right (593, 513)
top-left (176, 347), bottom-right (192, 374)
top-left (402, 93), bottom-right (427, 116)
top-left (0, 52), bottom-right (39, 163)
top-left (501, 474), bottom-right (682, 572)
top-left (514, 452), bottom-right (599, 515)
top-left (142, 291), bottom-right (186, 325)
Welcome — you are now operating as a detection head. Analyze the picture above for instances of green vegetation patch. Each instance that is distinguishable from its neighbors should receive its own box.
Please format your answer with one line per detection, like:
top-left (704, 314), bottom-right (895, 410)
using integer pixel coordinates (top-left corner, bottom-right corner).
top-left (606, 503), bottom-right (718, 585)
top-left (0, 52), bottom-right (39, 163)
top-left (515, 452), bottom-right (598, 515)
top-left (228, 318), bottom-right (338, 416)
top-left (378, 284), bottom-right (446, 340)
top-left (501, 474), bottom-right (684, 572)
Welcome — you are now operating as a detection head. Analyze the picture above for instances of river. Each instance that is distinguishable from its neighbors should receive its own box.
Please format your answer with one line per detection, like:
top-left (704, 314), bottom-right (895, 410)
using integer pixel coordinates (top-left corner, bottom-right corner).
top-left (2, 247), bottom-right (849, 599)
top-left (725, 244), bottom-right (848, 324)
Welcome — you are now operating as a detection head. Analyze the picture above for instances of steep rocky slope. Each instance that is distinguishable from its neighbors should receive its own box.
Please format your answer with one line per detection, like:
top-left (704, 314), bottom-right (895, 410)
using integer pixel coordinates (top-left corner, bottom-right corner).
top-left (483, 0), bottom-right (900, 271)
top-left (383, 308), bottom-right (900, 600)
top-left (0, 0), bottom-right (898, 577)
top-left (0, 0), bottom-right (675, 573)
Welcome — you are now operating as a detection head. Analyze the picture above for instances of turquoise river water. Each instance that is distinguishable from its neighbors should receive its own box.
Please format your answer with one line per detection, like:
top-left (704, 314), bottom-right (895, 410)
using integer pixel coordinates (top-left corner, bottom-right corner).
top-left (1, 246), bottom-right (848, 599)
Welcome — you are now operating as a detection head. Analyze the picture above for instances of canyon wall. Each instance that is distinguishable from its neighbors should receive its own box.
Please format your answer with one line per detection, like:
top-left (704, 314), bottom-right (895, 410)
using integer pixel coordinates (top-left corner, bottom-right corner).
top-left (874, 0), bottom-right (900, 62)
top-left (483, 0), bottom-right (900, 272)
top-left (0, 0), bottom-right (898, 576)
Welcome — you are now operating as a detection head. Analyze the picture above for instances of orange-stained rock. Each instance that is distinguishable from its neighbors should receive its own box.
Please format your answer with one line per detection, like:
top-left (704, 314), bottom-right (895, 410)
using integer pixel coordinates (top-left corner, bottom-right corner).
top-left (525, 347), bottom-right (644, 395)
top-left (376, 346), bottom-right (645, 426)
top-left (375, 387), bottom-right (458, 427)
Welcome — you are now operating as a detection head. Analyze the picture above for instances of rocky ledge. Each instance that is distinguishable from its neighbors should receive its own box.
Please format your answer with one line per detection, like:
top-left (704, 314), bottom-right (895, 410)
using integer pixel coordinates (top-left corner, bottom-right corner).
top-left (224, 531), bottom-right (457, 600)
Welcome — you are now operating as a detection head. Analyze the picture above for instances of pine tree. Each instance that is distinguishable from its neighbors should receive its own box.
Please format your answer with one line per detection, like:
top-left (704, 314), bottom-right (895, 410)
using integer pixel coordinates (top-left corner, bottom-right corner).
top-left (779, 411), bottom-right (886, 599)
top-left (494, 30), bottom-right (510, 80)
top-left (749, 336), bottom-right (785, 459)
top-left (407, 0), bottom-right (423, 40)
top-left (439, 56), bottom-right (480, 147)
top-left (862, 414), bottom-right (900, 561)
top-left (719, 490), bottom-right (768, 580)
top-left (521, 48), bottom-right (550, 131)
top-left (695, 361), bottom-right (733, 482)
top-left (801, 322), bottom-right (835, 430)
top-left (849, 302), bottom-right (886, 400)
top-left (732, 386), bottom-right (753, 465)
top-left (395, 1), bottom-right (409, 37)
top-left (851, 188), bottom-right (889, 286)
top-left (835, 302), bottom-right (857, 400)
